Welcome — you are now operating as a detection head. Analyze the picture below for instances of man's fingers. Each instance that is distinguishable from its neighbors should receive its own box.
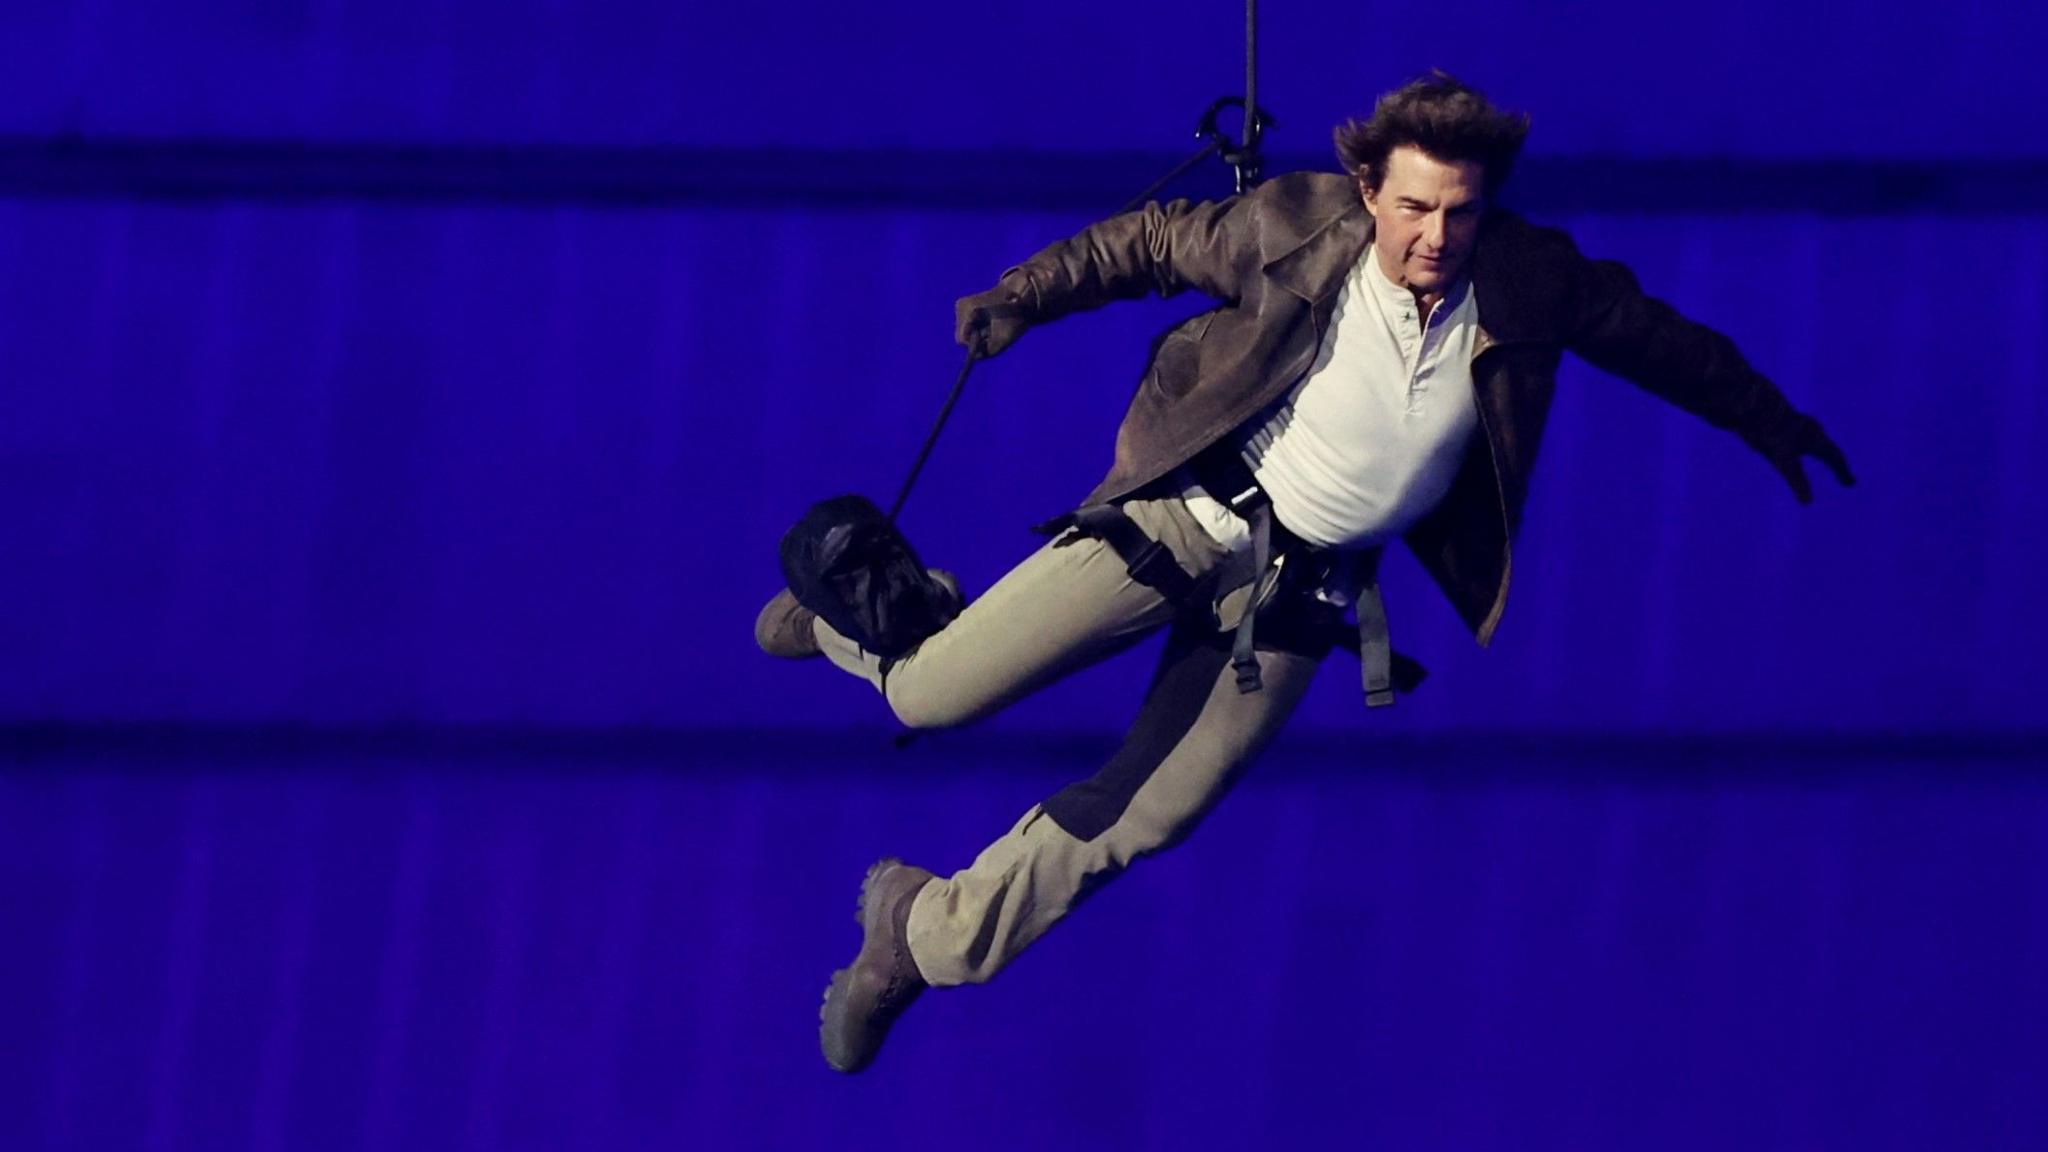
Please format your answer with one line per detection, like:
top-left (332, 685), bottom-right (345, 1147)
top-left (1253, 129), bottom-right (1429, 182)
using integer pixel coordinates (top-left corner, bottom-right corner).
top-left (1815, 438), bottom-right (1856, 487)
top-left (955, 287), bottom-right (1030, 353)
top-left (1777, 454), bottom-right (1814, 504)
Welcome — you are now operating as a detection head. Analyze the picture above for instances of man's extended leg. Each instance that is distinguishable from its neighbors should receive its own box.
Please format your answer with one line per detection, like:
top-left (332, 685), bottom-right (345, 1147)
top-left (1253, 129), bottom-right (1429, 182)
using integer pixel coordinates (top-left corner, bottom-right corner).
top-left (818, 606), bottom-right (1327, 1072)
top-left (812, 496), bottom-right (1238, 730)
top-left (903, 616), bottom-right (1325, 986)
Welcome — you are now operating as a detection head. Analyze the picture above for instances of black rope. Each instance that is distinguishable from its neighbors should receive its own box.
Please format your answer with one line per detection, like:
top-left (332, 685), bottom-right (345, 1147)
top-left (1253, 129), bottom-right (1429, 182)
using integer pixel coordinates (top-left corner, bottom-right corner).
top-left (1117, 138), bottom-right (1225, 216)
top-left (881, 0), bottom-right (1275, 749)
top-left (887, 346), bottom-right (980, 523)
top-left (1241, 0), bottom-right (1260, 192)
top-left (889, 0), bottom-right (1269, 523)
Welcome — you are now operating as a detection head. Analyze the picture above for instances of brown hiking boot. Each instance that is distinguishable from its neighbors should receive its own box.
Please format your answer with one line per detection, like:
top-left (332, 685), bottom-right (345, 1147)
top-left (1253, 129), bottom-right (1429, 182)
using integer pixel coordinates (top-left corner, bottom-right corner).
top-left (754, 589), bottom-right (821, 659)
top-left (819, 858), bottom-right (935, 1073)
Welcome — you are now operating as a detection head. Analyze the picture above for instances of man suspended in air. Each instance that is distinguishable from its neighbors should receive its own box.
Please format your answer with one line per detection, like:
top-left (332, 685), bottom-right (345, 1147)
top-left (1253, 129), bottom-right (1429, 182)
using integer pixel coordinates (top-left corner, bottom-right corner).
top-left (754, 72), bottom-right (1853, 1074)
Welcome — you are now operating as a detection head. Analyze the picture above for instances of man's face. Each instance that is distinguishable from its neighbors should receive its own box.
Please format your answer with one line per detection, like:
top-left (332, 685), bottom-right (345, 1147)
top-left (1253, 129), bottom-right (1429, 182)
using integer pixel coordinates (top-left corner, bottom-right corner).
top-left (1360, 145), bottom-right (1487, 294)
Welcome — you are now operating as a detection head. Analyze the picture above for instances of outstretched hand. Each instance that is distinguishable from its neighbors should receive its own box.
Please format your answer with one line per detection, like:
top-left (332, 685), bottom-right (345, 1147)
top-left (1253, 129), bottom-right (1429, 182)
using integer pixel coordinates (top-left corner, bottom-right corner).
top-left (1765, 414), bottom-right (1855, 504)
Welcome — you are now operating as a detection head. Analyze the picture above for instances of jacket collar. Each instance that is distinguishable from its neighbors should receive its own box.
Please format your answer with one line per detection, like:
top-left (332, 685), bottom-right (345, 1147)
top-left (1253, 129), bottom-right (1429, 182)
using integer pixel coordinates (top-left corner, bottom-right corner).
top-left (1262, 198), bottom-right (1371, 303)
top-left (1256, 179), bottom-right (1526, 351)
top-left (1465, 210), bottom-right (1549, 347)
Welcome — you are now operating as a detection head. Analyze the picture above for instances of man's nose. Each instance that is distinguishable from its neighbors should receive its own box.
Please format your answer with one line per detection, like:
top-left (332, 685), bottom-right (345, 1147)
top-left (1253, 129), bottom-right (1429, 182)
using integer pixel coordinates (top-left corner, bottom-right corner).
top-left (1420, 212), bottom-right (1447, 251)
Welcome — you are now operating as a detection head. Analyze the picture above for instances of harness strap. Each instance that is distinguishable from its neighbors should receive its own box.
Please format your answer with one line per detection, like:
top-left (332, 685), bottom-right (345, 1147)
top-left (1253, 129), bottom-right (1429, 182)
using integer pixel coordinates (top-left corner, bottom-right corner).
top-left (1229, 502), bottom-right (1275, 693)
top-left (1044, 445), bottom-right (1412, 706)
top-left (1355, 578), bottom-right (1395, 707)
top-left (1194, 441), bottom-right (1399, 704)
top-left (1192, 442), bottom-right (1278, 694)
top-left (1042, 505), bottom-right (1199, 603)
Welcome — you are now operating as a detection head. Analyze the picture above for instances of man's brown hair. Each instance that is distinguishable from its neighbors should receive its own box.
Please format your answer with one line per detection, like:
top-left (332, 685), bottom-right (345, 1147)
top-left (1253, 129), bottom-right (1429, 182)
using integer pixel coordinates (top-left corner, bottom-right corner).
top-left (1334, 71), bottom-right (1531, 197)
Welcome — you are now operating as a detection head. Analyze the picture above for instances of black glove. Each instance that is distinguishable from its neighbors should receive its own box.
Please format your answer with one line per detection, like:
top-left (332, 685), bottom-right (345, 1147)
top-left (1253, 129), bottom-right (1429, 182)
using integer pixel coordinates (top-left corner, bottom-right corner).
top-left (953, 277), bottom-right (1033, 358)
top-left (1757, 413), bottom-right (1855, 504)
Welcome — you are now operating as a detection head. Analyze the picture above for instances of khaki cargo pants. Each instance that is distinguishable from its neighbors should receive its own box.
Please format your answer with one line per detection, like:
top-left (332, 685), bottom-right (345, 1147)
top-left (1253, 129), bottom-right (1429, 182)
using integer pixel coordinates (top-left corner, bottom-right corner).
top-left (814, 494), bottom-right (1331, 985)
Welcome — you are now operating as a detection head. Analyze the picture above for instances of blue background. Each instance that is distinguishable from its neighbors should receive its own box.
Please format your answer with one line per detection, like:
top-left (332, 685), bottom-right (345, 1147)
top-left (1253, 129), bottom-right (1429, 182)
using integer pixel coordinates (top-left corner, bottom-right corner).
top-left (2, 3), bottom-right (2044, 1149)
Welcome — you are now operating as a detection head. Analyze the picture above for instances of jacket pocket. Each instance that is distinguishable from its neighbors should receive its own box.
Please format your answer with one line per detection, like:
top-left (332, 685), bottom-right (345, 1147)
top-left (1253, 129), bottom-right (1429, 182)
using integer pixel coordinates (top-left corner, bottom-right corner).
top-left (1143, 310), bottom-right (1218, 402)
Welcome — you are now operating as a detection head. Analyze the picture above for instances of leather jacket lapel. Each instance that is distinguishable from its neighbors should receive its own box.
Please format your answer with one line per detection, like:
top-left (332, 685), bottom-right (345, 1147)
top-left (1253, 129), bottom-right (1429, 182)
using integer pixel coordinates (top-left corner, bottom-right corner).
top-left (1263, 206), bottom-right (1371, 304)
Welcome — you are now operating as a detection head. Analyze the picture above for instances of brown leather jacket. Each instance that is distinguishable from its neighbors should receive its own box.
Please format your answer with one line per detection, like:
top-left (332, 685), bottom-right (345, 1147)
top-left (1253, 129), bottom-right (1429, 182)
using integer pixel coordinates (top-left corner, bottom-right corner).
top-left (995, 170), bottom-right (1806, 644)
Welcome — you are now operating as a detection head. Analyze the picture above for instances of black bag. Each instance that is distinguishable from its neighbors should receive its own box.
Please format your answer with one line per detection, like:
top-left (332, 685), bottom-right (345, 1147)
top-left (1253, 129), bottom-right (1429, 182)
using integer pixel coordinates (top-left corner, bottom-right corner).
top-left (777, 494), bottom-right (961, 659)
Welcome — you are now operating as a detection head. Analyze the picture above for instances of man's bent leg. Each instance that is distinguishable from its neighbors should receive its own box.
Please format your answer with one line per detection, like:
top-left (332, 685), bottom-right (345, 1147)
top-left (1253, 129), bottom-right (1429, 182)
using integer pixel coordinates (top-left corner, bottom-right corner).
top-left (813, 496), bottom-right (1236, 730)
top-left (903, 620), bottom-right (1324, 985)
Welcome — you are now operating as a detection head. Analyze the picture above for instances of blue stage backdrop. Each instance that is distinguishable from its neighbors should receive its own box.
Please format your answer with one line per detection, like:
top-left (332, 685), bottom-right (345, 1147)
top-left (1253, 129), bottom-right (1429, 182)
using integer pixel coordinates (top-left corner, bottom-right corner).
top-left (1, 199), bottom-right (2042, 734)
top-left (0, 1), bottom-right (2043, 160)
top-left (2, 3), bottom-right (2044, 1150)
top-left (3, 739), bottom-right (2045, 1152)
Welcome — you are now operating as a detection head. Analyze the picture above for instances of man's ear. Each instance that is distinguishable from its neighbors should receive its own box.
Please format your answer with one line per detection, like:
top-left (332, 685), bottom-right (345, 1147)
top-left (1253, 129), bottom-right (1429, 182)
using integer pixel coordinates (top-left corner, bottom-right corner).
top-left (1357, 174), bottom-right (1379, 219)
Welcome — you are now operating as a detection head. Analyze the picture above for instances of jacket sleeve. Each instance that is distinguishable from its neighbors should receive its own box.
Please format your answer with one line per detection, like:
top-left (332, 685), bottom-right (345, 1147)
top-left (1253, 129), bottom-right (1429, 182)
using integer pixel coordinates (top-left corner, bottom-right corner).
top-left (997, 193), bottom-right (1263, 325)
top-left (1558, 238), bottom-right (1804, 453)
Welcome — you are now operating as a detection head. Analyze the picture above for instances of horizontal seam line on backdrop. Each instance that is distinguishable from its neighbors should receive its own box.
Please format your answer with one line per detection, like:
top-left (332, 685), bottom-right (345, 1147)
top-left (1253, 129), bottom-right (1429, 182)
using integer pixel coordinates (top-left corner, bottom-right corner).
top-left (3, 723), bottom-right (2046, 777)
top-left (2, 138), bottom-right (2046, 215)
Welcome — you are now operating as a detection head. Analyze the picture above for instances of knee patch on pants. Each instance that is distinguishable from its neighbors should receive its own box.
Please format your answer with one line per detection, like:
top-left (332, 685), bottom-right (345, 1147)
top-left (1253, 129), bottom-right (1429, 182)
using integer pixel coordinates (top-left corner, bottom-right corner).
top-left (1040, 626), bottom-right (1233, 842)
